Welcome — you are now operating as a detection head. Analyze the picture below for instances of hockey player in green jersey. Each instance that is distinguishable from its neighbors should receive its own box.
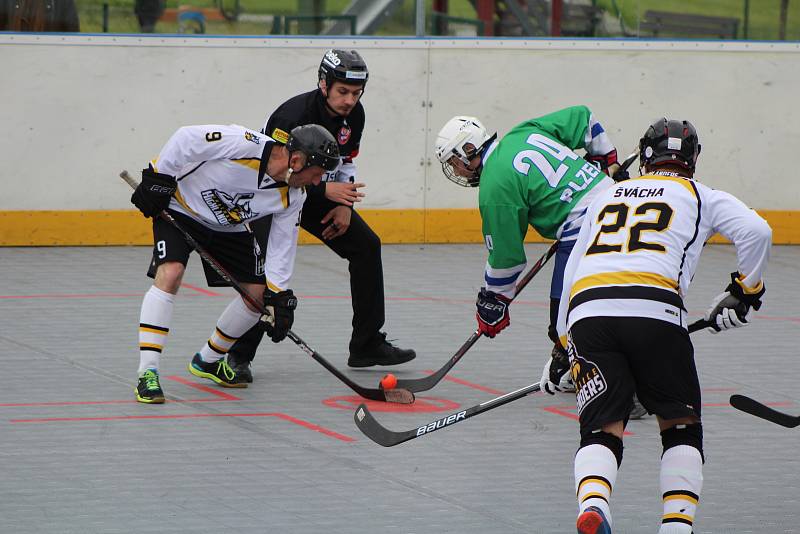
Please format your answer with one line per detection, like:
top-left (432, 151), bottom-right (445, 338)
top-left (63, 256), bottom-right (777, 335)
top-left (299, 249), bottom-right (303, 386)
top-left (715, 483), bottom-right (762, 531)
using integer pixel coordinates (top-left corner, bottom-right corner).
top-left (435, 106), bottom-right (620, 395)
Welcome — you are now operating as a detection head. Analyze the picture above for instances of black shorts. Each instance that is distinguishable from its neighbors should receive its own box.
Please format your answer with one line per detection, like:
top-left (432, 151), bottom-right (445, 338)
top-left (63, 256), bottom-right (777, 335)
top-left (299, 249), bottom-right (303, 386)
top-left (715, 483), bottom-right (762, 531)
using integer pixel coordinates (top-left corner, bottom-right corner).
top-left (569, 316), bottom-right (701, 435)
top-left (146, 210), bottom-right (269, 287)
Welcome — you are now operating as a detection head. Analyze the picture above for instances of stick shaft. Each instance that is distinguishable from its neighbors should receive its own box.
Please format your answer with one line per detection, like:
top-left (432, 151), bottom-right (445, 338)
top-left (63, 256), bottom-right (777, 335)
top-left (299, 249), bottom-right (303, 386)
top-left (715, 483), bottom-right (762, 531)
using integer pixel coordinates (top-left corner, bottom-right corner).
top-left (120, 171), bottom-right (412, 403)
top-left (396, 241), bottom-right (558, 393)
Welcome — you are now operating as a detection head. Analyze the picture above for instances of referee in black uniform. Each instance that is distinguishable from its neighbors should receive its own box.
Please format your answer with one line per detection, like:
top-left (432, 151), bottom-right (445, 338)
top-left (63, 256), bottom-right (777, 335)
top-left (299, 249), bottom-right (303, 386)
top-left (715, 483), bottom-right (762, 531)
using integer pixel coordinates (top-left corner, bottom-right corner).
top-left (226, 49), bottom-right (415, 381)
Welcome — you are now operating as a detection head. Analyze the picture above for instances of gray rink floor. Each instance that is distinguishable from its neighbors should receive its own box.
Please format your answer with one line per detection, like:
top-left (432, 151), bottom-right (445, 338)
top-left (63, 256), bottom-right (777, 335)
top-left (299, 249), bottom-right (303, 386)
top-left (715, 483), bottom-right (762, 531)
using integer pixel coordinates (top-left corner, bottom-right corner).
top-left (0, 243), bottom-right (798, 534)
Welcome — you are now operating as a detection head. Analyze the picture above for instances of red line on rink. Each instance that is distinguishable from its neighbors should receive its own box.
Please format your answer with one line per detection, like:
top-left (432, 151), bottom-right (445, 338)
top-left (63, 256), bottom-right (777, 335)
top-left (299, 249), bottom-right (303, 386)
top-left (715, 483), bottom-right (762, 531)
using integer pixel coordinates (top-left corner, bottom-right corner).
top-left (9, 412), bottom-right (355, 442)
top-left (436, 373), bottom-right (504, 395)
top-left (165, 375), bottom-right (242, 400)
top-left (180, 283), bottom-right (224, 296)
top-left (0, 376), bottom-right (241, 407)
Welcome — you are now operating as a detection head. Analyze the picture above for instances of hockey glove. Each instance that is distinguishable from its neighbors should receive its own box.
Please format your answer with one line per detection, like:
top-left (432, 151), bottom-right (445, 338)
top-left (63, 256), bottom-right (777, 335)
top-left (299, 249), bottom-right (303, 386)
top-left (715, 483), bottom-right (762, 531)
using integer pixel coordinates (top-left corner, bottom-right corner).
top-left (262, 289), bottom-right (297, 343)
top-left (131, 168), bottom-right (177, 218)
top-left (611, 166), bottom-right (630, 182)
top-left (540, 343), bottom-right (575, 395)
top-left (476, 288), bottom-right (511, 338)
top-left (586, 149), bottom-right (618, 175)
top-left (704, 271), bottom-right (765, 334)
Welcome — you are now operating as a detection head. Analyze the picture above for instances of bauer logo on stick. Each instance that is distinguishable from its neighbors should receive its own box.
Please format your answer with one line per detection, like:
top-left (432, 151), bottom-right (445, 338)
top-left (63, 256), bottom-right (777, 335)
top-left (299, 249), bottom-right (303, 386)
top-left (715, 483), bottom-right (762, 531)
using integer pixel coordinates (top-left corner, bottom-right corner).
top-left (416, 410), bottom-right (467, 436)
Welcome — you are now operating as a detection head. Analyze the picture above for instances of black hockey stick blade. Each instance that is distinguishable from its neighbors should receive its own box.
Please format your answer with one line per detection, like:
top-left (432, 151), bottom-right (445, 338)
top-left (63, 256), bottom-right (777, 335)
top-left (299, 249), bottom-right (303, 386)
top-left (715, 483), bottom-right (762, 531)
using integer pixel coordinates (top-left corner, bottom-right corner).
top-left (288, 331), bottom-right (415, 404)
top-left (394, 242), bottom-right (559, 394)
top-left (354, 383), bottom-right (541, 446)
top-left (119, 170), bottom-right (414, 405)
top-left (729, 394), bottom-right (800, 428)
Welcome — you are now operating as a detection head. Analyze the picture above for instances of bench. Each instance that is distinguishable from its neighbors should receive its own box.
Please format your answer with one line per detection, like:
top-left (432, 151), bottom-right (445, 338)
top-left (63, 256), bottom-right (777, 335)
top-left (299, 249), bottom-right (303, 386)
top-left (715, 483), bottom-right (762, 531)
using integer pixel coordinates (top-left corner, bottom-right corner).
top-left (560, 4), bottom-right (603, 37)
top-left (639, 10), bottom-right (739, 39)
top-left (498, 0), bottom-right (602, 37)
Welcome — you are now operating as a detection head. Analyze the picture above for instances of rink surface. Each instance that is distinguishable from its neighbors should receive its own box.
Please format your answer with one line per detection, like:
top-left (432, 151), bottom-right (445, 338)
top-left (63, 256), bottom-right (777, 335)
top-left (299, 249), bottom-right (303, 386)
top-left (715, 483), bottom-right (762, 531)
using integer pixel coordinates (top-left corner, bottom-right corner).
top-left (1, 243), bottom-right (797, 533)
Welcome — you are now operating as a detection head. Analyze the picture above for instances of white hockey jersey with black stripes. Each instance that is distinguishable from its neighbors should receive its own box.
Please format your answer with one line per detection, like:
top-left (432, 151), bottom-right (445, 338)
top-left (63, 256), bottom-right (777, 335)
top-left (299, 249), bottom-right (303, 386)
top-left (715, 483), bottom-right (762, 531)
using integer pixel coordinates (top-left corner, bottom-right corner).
top-left (556, 173), bottom-right (772, 337)
top-left (150, 124), bottom-right (305, 291)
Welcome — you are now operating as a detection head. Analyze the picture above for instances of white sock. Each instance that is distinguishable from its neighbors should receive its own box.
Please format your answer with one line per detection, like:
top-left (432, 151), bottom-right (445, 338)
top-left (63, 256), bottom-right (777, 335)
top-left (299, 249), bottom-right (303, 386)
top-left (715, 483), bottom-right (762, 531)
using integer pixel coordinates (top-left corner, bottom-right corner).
top-left (574, 444), bottom-right (618, 526)
top-left (138, 286), bottom-right (175, 374)
top-left (658, 445), bottom-right (703, 534)
top-left (198, 296), bottom-right (261, 363)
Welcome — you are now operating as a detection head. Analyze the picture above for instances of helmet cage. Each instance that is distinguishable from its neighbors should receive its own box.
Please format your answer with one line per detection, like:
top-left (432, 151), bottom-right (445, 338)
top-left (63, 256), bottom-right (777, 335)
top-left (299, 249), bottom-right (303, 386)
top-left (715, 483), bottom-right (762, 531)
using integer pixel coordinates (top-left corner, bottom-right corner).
top-left (435, 116), bottom-right (493, 188)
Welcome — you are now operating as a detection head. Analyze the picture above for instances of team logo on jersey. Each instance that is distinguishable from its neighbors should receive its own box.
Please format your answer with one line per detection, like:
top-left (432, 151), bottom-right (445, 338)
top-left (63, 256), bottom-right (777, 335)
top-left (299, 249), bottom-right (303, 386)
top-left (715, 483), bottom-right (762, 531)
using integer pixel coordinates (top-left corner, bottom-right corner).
top-left (337, 125), bottom-right (351, 145)
top-left (201, 189), bottom-right (259, 226)
top-left (244, 131), bottom-right (260, 145)
top-left (569, 340), bottom-right (608, 415)
top-left (484, 235), bottom-right (493, 251)
top-left (271, 128), bottom-right (289, 144)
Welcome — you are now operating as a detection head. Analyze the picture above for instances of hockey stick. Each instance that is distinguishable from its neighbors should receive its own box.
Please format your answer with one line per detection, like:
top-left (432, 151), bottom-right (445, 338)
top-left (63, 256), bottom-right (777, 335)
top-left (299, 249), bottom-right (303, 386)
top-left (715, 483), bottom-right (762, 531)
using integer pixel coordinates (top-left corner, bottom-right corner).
top-left (355, 318), bottom-right (712, 446)
top-left (392, 150), bottom-right (641, 395)
top-left (729, 395), bottom-right (800, 428)
top-left (613, 149), bottom-right (639, 181)
top-left (120, 170), bottom-right (414, 404)
top-left (394, 242), bottom-right (558, 394)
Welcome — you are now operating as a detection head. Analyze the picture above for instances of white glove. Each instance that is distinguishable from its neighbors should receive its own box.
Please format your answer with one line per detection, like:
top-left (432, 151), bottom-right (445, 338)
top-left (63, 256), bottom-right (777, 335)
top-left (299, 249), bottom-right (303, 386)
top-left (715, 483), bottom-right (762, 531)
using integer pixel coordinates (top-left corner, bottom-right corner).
top-left (704, 291), bottom-right (750, 334)
top-left (540, 344), bottom-right (575, 395)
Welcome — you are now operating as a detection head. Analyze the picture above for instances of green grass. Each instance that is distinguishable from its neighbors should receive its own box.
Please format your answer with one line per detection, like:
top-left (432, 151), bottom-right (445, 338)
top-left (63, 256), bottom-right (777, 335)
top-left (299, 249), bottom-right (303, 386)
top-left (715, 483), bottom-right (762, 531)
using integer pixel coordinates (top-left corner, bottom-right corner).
top-left (596, 0), bottom-right (800, 40)
top-left (75, 0), bottom-right (798, 39)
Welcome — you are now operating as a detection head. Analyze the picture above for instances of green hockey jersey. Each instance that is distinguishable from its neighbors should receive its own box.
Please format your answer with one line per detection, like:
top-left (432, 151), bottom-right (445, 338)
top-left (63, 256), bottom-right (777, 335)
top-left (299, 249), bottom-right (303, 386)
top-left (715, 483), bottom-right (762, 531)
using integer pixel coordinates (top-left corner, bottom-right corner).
top-left (479, 105), bottom-right (616, 297)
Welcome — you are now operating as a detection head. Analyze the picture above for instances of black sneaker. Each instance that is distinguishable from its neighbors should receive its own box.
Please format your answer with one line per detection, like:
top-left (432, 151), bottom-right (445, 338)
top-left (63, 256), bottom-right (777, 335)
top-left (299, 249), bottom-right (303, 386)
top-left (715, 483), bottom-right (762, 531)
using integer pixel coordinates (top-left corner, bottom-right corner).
top-left (135, 369), bottom-right (165, 404)
top-left (188, 353), bottom-right (248, 388)
top-left (347, 333), bottom-right (416, 368)
top-left (226, 353), bottom-right (253, 383)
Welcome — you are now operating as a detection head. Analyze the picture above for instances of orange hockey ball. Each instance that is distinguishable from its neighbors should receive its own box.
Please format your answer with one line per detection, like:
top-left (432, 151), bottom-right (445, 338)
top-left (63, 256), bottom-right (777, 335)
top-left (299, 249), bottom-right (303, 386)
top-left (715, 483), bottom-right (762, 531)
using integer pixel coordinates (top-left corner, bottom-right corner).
top-left (380, 373), bottom-right (398, 390)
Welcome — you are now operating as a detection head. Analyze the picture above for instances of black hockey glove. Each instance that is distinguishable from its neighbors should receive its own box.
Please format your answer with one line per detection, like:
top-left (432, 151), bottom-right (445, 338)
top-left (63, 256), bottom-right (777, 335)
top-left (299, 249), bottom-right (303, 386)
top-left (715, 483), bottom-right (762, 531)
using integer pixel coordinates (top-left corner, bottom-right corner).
top-left (262, 289), bottom-right (297, 343)
top-left (131, 168), bottom-right (177, 218)
top-left (476, 288), bottom-right (511, 338)
top-left (704, 271), bottom-right (765, 333)
top-left (611, 167), bottom-right (630, 182)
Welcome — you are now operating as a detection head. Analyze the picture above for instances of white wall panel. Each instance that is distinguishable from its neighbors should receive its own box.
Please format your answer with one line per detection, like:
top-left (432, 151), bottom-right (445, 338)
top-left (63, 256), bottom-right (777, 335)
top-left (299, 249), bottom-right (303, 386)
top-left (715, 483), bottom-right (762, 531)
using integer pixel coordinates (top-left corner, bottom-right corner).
top-left (1, 35), bottom-right (798, 210)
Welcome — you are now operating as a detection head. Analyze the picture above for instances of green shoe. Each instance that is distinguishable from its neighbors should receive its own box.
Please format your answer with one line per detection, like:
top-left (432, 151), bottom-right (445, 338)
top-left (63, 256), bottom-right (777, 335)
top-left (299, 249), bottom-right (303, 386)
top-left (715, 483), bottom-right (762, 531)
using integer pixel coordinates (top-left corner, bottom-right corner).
top-left (135, 369), bottom-right (165, 404)
top-left (188, 353), bottom-right (248, 388)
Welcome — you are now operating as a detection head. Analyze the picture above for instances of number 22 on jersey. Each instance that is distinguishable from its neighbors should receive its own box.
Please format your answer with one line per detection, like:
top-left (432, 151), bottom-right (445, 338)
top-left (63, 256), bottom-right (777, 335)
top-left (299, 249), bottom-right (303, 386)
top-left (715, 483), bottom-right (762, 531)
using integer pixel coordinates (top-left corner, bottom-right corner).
top-left (586, 202), bottom-right (674, 255)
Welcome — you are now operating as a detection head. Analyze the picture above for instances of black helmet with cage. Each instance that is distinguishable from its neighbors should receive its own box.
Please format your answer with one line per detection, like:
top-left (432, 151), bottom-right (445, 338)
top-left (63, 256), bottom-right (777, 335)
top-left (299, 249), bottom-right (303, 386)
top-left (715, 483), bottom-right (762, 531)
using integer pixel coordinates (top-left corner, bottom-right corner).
top-left (318, 49), bottom-right (369, 88)
top-left (286, 124), bottom-right (340, 171)
top-left (639, 118), bottom-right (702, 173)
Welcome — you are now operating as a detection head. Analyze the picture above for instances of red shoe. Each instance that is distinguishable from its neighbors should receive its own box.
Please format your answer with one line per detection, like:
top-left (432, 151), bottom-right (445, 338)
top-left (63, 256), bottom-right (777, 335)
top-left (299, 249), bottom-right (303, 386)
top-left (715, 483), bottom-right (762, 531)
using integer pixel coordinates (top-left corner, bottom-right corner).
top-left (577, 506), bottom-right (611, 534)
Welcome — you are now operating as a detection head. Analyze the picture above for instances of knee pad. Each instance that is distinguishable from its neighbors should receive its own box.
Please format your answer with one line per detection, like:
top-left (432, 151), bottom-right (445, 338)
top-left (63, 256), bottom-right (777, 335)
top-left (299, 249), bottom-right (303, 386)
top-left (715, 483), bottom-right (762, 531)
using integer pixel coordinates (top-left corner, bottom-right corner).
top-left (661, 423), bottom-right (704, 462)
top-left (580, 430), bottom-right (623, 467)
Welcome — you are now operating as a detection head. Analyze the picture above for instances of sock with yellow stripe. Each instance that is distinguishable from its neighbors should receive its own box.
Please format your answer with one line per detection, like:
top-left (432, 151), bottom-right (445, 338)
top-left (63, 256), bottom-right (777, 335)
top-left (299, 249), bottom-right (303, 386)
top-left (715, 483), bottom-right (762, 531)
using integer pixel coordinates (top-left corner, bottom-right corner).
top-left (198, 296), bottom-right (261, 363)
top-left (658, 445), bottom-right (703, 534)
top-left (137, 285), bottom-right (175, 374)
top-left (574, 443), bottom-right (618, 527)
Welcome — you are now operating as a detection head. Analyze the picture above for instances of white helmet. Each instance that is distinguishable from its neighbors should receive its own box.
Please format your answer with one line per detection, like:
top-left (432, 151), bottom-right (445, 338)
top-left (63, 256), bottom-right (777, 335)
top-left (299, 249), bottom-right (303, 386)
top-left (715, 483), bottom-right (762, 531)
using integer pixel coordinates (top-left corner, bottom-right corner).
top-left (435, 116), bottom-right (493, 187)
